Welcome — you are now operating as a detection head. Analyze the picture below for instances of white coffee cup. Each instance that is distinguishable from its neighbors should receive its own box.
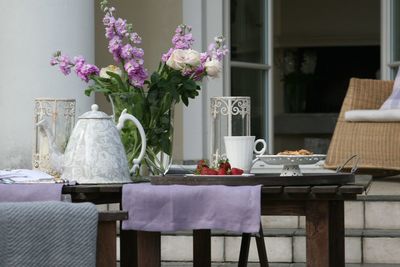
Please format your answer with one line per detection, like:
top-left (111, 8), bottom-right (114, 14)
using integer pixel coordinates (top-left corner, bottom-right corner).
top-left (224, 136), bottom-right (267, 173)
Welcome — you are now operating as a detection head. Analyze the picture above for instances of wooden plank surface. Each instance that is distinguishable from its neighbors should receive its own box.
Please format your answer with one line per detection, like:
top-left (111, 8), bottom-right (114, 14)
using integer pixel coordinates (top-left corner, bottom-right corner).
top-left (338, 185), bottom-right (365, 194)
top-left (98, 211), bottom-right (128, 221)
top-left (261, 199), bottom-right (306, 215)
top-left (311, 185), bottom-right (339, 194)
top-left (150, 173), bottom-right (355, 186)
top-left (261, 186), bottom-right (283, 194)
top-left (284, 186), bottom-right (311, 194)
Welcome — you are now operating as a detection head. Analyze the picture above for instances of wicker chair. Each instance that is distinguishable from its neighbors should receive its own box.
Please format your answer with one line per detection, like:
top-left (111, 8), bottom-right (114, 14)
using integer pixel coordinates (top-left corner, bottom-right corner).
top-left (324, 78), bottom-right (400, 175)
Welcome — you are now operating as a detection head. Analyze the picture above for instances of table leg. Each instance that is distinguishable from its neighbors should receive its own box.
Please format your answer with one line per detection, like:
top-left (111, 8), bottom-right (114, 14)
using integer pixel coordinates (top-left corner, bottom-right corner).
top-left (193, 229), bottom-right (211, 267)
top-left (137, 231), bottom-right (161, 267)
top-left (329, 200), bottom-right (345, 267)
top-left (120, 229), bottom-right (137, 267)
top-left (305, 200), bottom-right (345, 267)
top-left (97, 221), bottom-right (116, 267)
top-left (255, 225), bottom-right (269, 267)
top-left (238, 233), bottom-right (251, 267)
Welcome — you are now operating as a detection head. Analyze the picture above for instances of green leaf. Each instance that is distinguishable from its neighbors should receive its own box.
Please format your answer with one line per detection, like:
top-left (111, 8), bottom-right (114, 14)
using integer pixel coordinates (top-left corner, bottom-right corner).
top-left (84, 86), bottom-right (95, 96)
top-left (150, 72), bottom-right (160, 84)
top-left (183, 79), bottom-right (197, 91)
top-left (182, 95), bottom-right (189, 106)
top-left (107, 71), bottom-right (128, 91)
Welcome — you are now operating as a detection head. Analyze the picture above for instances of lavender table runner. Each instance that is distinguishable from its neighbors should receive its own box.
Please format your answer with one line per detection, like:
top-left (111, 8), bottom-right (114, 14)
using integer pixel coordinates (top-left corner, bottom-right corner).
top-left (122, 183), bottom-right (261, 233)
top-left (0, 184), bottom-right (63, 202)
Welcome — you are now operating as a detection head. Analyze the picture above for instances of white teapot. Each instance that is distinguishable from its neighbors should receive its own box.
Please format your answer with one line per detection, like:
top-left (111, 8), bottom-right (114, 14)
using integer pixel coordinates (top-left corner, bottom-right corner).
top-left (37, 104), bottom-right (146, 184)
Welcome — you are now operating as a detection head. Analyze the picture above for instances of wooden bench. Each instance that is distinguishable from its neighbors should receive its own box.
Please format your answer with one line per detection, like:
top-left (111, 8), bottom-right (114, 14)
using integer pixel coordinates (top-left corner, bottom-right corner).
top-left (97, 211), bottom-right (128, 267)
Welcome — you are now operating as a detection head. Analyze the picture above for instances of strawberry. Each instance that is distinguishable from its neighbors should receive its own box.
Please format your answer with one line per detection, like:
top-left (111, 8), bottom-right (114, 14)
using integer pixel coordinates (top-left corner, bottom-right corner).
top-left (231, 168), bottom-right (244, 175)
top-left (201, 167), bottom-right (218, 175)
top-left (200, 167), bottom-right (210, 175)
top-left (217, 168), bottom-right (227, 175)
top-left (208, 168), bottom-right (219, 175)
top-left (195, 160), bottom-right (208, 174)
top-left (219, 160), bottom-right (231, 171)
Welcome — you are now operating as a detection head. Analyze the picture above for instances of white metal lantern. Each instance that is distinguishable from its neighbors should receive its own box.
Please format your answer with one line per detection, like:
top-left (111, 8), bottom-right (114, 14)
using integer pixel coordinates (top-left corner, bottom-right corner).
top-left (32, 98), bottom-right (75, 177)
top-left (209, 96), bottom-right (251, 167)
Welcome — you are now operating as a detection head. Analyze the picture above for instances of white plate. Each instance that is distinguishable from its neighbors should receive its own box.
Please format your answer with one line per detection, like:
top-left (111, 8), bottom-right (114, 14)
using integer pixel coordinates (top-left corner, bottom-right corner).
top-left (256, 154), bottom-right (326, 166)
top-left (185, 173), bottom-right (255, 178)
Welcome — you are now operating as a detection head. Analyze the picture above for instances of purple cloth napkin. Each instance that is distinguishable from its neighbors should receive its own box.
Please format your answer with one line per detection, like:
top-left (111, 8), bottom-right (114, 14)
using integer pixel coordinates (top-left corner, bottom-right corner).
top-left (122, 183), bottom-right (261, 233)
top-left (0, 184), bottom-right (63, 202)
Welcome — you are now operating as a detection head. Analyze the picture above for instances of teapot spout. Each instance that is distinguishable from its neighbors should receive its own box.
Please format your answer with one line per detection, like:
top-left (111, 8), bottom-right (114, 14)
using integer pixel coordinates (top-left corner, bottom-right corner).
top-left (36, 120), bottom-right (64, 173)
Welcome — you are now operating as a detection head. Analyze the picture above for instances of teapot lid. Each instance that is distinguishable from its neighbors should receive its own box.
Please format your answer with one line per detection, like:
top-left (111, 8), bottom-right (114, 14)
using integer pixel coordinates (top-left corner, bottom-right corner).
top-left (79, 104), bottom-right (111, 119)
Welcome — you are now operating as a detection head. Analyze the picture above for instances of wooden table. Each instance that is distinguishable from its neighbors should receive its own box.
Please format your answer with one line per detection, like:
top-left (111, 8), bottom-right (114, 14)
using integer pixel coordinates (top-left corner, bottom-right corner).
top-left (62, 174), bottom-right (371, 267)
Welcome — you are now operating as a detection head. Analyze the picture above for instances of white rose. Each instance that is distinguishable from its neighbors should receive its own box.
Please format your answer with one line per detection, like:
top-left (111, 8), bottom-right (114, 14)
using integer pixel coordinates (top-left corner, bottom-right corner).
top-left (166, 49), bottom-right (201, 70)
top-left (205, 59), bottom-right (222, 78)
top-left (184, 49), bottom-right (201, 67)
top-left (100, 65), bottom-right (122, 79)
top-left (166, 49), bottom-right (186, 70)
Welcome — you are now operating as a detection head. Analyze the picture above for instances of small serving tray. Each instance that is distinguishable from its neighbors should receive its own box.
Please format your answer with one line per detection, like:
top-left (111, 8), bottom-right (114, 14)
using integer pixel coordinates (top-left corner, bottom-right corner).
top-left (150, 173), bottom-right (355, 186)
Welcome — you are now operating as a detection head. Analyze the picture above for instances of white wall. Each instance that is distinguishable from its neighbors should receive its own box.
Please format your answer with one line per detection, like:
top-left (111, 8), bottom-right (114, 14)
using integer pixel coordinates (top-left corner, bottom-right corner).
top-left (182, 0), bottom-right (226, 161)
top-left (0, 0), bottom-right (94, 168)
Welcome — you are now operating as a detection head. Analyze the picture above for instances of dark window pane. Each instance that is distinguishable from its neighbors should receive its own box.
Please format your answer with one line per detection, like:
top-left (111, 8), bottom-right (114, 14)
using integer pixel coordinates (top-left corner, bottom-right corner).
top-left (231, 67), bottom-right (265, 139)
top-left (281, 46), bottom-right (379, 113)
top-left (231, 0), bottom-right (265, 63)
top-left (393, 1), bottom-right (400, 61)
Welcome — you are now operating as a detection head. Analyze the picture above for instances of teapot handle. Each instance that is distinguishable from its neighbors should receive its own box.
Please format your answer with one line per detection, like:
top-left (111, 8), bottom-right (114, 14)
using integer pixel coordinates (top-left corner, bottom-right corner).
top-left (116, 109), bottom-right (147, 174)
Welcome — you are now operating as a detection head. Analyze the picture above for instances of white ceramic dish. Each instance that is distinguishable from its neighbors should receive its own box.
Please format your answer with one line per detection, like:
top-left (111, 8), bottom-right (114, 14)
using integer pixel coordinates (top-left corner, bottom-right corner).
top-left (185, 173), bottom-right (255, 178)
top-left (256, 154), bottom-right (326, 165)
top-left (255, 154), bottom-right (326, 176)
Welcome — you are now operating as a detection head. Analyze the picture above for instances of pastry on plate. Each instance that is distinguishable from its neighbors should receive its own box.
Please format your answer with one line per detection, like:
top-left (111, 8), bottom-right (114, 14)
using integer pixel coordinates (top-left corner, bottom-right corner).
top-left (277, 149), bottom-right (313, 155)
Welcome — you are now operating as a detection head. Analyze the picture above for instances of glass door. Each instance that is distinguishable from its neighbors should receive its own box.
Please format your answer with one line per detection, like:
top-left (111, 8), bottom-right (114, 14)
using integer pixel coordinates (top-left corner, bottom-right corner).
top-left (230, 0), bottom-right (273, 152)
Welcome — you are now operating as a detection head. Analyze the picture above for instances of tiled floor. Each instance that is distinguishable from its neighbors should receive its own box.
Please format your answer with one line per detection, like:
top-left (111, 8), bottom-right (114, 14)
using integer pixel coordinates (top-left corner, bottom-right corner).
top-left (160, 263), bottom-right (400, 267)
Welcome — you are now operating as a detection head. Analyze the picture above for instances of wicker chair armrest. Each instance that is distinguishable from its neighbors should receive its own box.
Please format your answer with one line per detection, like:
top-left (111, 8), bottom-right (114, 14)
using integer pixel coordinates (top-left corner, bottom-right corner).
top-left (338, 78), bottom-right (394, 120)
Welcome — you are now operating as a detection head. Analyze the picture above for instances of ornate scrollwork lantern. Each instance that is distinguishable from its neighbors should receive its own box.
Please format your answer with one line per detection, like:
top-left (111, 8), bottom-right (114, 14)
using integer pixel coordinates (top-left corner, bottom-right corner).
top-left (32, 98), bottom-right (75, 177)
top-left (209, 96), bottom-right (251, 166)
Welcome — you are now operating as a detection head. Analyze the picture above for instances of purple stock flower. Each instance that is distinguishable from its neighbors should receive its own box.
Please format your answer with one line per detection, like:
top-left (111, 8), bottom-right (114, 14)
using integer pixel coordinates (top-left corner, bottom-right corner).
top-left (76, 64), bottom-right (100, 82)
top-left (51, 52), bottom-right (99, 83)
top-left (73, 56), bottom-right (85, 70)
top-left (105, 26), bottom-right (115, 39)
top-left (162, 48), bottom-right (174, 63)
top-left (124, 60), bottom-right (148, 88)
top-left (103, 13), bottom-right (115, 27)
top-left (130, 32), bottom-right (142, 44)
top-left (121, 44), bottom-right (144, 61)
top-left (114, 18), bottom-right (127, 36)
top-left (58, 55), bottom-right (73, 75)
top-left (50, 58), bottom-right (58, 66)
top-left (108, 36), bottom-right (123, 62)
top-left (208, 36), bottom-right (229, 61)
top-left (162, 24), bottom-right (195, 62)
top-left (171, 29), bottom-right (193, 49)
top-left (103, 13), bottom-right (116, 39)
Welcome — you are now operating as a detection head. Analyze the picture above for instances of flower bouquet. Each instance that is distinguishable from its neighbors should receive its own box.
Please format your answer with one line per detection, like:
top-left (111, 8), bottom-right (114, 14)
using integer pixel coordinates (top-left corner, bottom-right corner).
top-left (50, 0), bottom-right (228, 176)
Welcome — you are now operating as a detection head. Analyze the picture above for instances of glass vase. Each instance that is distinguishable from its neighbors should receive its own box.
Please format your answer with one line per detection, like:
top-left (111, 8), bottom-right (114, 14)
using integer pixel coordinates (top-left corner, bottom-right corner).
top-left (109, 92), bottom-right (174, 176)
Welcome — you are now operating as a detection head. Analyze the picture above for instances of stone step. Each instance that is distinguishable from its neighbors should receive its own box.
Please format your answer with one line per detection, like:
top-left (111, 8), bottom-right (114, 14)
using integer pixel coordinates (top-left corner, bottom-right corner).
top-left (159, 229), bottom-right (400, 264)
top-left (161, 263), bottom-right (400, 267)
top-left (263, 196), bottom-right (400, 230)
